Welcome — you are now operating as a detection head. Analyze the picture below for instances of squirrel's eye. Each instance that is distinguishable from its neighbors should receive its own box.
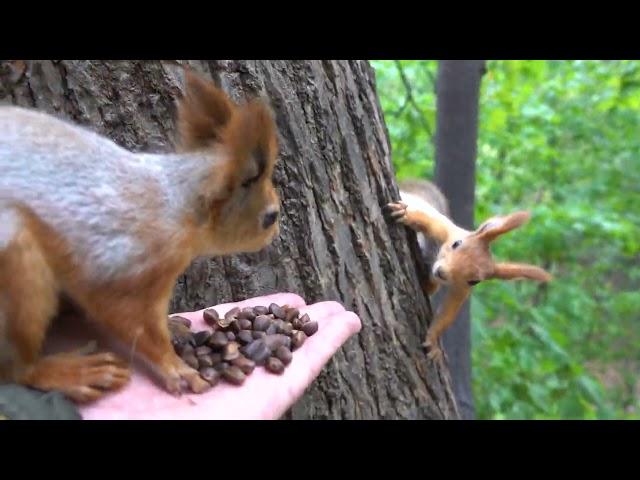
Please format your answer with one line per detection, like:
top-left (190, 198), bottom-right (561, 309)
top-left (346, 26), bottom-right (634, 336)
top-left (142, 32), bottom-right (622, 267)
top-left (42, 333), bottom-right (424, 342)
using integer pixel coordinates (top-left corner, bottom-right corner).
top-left (241, 174), bottom-right (261, 188)
top-left (468, 280), bottom-right (480, 286)
top-left (452, 240), bottom-right (462, 249)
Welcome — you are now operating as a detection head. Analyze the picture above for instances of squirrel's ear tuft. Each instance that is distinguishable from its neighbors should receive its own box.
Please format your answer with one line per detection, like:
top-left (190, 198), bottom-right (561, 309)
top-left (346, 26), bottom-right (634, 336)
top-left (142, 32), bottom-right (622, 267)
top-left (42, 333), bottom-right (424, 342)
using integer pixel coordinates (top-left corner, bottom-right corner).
top-left (223, 98), bottom-right (279, 186)
top-left (177, 68), bottom-right (236, 151)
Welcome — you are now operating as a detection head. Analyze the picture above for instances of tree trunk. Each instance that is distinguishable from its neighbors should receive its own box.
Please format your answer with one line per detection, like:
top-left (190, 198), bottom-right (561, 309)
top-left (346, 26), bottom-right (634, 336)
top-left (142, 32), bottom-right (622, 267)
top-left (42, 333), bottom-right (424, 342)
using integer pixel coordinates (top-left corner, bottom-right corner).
top-left (434, 60), bottom-right (486, 420)
top-left (1, 60), bottom-right (459, 419)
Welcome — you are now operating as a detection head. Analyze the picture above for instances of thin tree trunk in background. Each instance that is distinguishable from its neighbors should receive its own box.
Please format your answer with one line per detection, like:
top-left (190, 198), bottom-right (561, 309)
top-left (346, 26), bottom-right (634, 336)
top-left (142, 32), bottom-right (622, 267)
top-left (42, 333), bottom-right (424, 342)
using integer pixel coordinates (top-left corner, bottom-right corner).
top-left (434, 60), bottom-right (486, 420)
top-left (1, 60), bottom-right (459, 419)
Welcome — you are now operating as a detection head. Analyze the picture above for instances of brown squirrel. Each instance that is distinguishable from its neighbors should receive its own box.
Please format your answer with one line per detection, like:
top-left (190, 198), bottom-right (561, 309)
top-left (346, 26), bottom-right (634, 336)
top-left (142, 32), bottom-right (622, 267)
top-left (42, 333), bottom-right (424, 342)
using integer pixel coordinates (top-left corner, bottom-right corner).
top-left (385, 178), bottom-right (552, 362)
top-left (0, 69), bottom-right (281, 402)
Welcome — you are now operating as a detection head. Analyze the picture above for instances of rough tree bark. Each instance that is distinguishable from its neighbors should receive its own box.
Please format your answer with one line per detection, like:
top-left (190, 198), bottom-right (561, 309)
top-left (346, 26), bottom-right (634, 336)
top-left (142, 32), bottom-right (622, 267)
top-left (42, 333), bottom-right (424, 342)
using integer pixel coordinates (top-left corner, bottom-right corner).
top-left (434, 60), bottom-right (486, 420)
top-left (1, 60), bottom-right (459, 419)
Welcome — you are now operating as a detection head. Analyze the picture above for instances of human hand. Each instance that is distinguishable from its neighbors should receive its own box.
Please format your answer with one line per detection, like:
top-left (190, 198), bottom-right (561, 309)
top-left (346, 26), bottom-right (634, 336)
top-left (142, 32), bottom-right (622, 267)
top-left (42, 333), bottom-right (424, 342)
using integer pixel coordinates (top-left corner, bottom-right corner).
top-left (61, 293), bottom-right (361, 420)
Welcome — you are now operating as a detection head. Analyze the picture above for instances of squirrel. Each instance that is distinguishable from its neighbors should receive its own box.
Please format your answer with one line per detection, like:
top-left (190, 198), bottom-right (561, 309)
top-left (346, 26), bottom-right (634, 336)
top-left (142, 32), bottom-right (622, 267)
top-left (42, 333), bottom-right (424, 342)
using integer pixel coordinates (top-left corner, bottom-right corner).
top-left (0, 69), bottom-right (281, 402)
top-left (385, 178), bottom-right (552, 362)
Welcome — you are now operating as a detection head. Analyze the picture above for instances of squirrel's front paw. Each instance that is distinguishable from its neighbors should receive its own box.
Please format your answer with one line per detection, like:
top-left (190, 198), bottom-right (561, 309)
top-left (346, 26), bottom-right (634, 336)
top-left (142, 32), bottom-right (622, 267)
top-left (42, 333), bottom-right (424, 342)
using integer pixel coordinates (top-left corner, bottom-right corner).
top-left (161, 356), bottom-right (212, 396)
top-left (383, 201), bottom-right (408, 224)
top-left (422, 336), bottom-right (446, 364)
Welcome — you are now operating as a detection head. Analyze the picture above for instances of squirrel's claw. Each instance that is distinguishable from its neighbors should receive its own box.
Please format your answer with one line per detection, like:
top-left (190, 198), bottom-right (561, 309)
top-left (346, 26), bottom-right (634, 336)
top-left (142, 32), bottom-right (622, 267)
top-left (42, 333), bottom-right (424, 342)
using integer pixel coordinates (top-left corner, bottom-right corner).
top-left (384, 201), bottom-right (408, 223)
top-left (422, 336), bottom-right (446, 364)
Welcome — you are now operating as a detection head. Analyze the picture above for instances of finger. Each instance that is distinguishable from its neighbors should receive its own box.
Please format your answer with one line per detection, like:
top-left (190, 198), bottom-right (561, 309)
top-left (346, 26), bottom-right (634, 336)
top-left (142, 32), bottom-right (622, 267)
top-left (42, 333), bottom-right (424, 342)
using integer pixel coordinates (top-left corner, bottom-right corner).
top-left (172, 307), bottom-right (360, 420)
top-left (190, 309), bottom-right (361, 420)
top-left (254, 309), bottom-right (362, 420)
top-left (196, 308), bottom-right (361, 420)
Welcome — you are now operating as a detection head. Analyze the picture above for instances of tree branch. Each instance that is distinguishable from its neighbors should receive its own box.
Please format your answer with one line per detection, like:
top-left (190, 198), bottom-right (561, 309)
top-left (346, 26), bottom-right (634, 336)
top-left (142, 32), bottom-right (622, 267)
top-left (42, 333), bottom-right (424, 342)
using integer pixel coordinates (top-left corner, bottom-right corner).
top-left (394, 60), bottom-right (433, 138)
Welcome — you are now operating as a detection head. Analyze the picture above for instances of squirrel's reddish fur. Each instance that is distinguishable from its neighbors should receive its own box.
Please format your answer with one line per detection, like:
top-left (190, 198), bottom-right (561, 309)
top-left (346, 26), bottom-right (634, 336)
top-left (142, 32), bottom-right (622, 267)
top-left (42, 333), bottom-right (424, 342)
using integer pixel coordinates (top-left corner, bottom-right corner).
top-left (0, 69), bottom-right (281, 402)
top-left (386, 179), bottom-right (552, 363)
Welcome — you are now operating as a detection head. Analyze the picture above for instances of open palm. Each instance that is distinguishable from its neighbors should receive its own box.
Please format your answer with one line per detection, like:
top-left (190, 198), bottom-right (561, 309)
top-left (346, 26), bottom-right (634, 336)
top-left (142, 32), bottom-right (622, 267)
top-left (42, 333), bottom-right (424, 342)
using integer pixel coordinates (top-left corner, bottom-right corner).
top-left (46, 293), bottom-right (361, 420)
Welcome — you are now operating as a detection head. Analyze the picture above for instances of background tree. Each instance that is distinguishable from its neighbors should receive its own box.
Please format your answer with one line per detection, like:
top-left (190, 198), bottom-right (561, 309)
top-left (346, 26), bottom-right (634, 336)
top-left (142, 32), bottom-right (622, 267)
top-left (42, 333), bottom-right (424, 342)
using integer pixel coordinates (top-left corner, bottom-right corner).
top-left (434, 60), bottom-right (486, 420)
top-left (0, 60), bottom-right (459, 419)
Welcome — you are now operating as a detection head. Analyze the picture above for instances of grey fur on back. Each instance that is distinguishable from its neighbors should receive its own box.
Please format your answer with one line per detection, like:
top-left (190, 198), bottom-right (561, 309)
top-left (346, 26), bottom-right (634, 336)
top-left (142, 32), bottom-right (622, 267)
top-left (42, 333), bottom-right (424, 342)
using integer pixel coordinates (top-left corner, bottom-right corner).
top-left (0, 106), bottom-right (220, 283)
top-left (398, 178), bottom-right (450, 217)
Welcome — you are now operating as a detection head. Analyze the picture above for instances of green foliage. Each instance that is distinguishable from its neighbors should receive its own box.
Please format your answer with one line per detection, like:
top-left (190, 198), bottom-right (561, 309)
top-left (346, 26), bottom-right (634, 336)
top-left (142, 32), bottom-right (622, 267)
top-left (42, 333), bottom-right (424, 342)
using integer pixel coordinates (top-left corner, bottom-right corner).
top-left (371, 60), bottom-right (640, 419)
top-left (374, 61), bottom-right (438, 180)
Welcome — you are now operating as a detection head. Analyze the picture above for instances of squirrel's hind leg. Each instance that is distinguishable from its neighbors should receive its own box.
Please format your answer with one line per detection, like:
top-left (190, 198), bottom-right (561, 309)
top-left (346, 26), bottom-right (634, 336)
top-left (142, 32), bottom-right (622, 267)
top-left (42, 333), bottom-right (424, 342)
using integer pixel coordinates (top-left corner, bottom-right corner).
top-left (0, 209), bottom-right (130, 403)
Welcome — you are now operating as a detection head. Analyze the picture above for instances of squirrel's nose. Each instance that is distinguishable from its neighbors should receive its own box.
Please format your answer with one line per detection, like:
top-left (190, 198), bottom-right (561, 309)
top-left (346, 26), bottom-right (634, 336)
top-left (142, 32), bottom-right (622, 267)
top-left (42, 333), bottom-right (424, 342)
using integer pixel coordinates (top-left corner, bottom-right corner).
top-left (262, 209), bottom-right (279, 229)
top-left (435, 266), bottom-right (447, 280)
